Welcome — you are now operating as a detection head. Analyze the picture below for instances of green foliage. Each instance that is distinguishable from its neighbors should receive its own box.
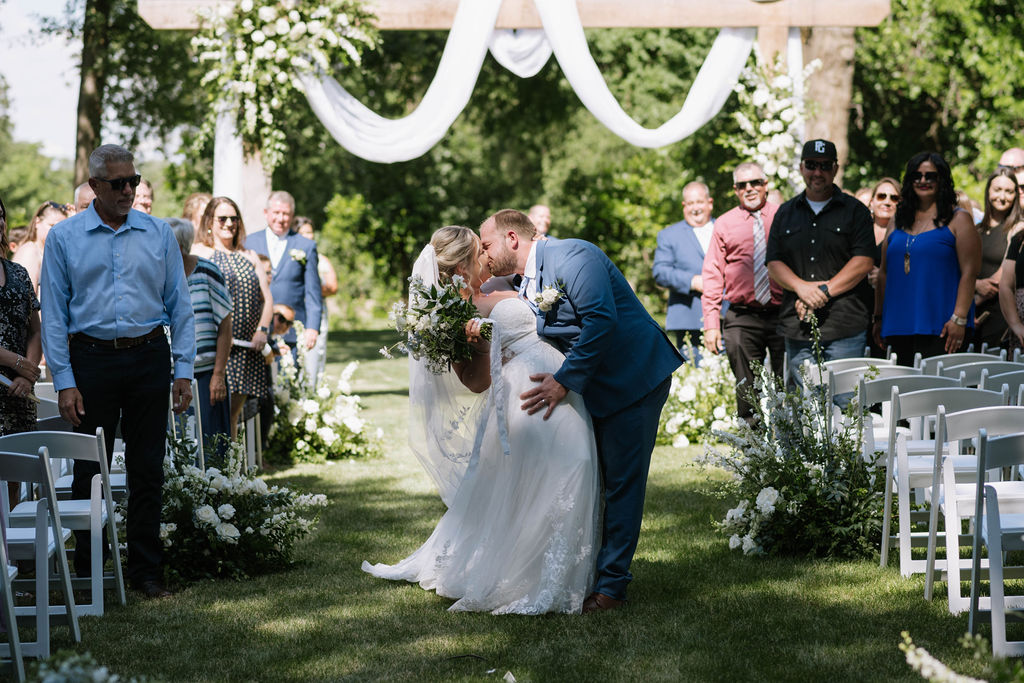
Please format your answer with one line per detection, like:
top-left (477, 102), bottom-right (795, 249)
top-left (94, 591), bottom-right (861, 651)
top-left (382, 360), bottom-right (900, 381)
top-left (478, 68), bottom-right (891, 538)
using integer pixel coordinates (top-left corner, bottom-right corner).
top-left (0, 76), bottom-right (73, 225)
top-left (849, 0), bottom-right (1024, 190)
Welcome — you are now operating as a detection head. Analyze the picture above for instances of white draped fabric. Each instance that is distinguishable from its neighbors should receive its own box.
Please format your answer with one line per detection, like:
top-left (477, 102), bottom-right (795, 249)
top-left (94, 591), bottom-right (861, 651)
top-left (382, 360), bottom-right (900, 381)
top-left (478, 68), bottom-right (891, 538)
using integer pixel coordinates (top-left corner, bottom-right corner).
top-left (212, 0), bottom-right (797, 186)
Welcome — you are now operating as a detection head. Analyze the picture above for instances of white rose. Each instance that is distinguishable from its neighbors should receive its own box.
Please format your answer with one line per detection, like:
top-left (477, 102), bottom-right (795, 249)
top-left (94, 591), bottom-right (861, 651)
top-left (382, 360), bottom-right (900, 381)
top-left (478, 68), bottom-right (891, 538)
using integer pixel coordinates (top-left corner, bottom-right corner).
top-left (257, 5), bottom-right (276, 22)
top-left (275, 18), bottom-right (290, 36)
top-left (235, 49), bottom-right (247, 62)
top-left (195, 505), bottom-right (219, 527)
top-left (756, 486), bottom-right (780, 514)
top-left (239, 0), bottom-right (254, 11)
top-left (729, 534), bottom-right (741, 550)
top-left (303, 417), bottom-right (317, 433)
top-left (672, 434), bottom-right (690, 448)
top-left (343, 416), bottom-right (364, 434)
top-left (208, 474), bottom-right (226, 491)
top-left (741, 535), bottom-right (758, 555)
top-left (713, 406), bottom-right (727, 420)
top-left (250, 30), bottom-right (266, 44)
top-left (302, 398), bottom-right (320, 414)
top-left (680, 385), bottom-right (697, 402)
top-left (217, 503), bottom-right (236, 520)
top-left (751, 88), bottom-right (770, 107)
top-left (290, 22), bottom-right (307, 40)
top-left (216, 522), bottom-right (241, 543)
top-left (317, 426), bottom-right (338, 444)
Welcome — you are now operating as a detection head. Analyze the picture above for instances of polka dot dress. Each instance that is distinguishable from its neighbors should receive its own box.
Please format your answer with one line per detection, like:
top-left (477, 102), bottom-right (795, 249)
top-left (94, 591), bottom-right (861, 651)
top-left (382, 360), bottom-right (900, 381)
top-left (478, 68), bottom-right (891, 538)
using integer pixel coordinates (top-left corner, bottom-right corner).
top-left (211, 250), bottom-right (268, 398)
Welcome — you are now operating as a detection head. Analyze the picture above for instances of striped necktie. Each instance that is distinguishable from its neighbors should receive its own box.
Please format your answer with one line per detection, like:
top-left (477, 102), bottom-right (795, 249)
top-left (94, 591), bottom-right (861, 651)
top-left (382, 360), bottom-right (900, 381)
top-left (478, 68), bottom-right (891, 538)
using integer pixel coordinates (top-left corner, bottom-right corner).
top-left (751, 211), bottom-right (770, 305)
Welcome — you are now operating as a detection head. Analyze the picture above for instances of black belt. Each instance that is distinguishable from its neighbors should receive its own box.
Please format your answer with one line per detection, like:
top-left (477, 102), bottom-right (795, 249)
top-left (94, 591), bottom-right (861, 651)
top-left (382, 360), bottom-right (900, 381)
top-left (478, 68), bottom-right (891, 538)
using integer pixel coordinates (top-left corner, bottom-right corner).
top-left (71, 327), bottom-right (163, 349)
top-left (730, 304), bottom-right (780, 315)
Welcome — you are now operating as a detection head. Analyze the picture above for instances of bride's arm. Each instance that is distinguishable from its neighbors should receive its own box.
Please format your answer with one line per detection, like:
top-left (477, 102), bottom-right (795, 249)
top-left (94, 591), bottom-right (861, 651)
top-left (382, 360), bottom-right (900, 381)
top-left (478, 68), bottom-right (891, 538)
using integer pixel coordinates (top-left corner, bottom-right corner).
top-left (453, 319), bottom-right (491, 393)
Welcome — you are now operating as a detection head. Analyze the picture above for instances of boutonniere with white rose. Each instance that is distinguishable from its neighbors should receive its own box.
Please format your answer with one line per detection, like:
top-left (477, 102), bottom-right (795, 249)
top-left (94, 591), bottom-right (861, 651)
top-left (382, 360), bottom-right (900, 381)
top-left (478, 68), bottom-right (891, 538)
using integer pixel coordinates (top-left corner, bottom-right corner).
top-left (534, 283), bottom-right (566, 312)
top-left (290, 248), bottom-right (307, 265)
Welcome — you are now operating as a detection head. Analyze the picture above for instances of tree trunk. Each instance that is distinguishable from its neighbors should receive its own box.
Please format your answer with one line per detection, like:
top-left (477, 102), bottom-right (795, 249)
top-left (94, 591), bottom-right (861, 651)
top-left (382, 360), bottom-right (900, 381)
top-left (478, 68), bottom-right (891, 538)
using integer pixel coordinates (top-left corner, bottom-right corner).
top-left (804, 27), bottom-right (856, 188)
top-left (74, 0), bottom-right (111, 185)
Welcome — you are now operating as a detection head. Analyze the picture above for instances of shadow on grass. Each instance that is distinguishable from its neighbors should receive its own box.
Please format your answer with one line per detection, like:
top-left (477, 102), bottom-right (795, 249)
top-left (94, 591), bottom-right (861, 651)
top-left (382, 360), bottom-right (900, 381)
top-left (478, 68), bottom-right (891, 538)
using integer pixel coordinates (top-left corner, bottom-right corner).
top-left (327, 329), bottom-right (395, 363)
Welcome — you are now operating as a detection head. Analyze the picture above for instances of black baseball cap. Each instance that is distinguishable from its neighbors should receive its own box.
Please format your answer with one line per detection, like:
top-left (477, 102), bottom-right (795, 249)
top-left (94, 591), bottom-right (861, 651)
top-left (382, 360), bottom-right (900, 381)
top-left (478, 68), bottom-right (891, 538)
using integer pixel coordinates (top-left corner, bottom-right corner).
top-left (801, 139), bottom-right (838, 161)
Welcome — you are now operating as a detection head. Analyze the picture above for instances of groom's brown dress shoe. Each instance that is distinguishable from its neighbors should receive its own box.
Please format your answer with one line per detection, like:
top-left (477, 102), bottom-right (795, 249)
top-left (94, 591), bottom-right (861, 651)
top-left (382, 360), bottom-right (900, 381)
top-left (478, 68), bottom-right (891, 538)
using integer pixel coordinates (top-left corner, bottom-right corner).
top-left (581, 592), bottom-right (625, 614)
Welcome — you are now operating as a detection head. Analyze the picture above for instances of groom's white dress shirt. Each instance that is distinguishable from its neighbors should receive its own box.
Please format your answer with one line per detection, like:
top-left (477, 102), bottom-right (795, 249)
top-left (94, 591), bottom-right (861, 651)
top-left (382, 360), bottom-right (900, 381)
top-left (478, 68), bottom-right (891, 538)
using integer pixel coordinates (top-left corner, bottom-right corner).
top-left (265, 228), bottom-right (289, 269)
top-left (522, 241), bottom-right (539, 301)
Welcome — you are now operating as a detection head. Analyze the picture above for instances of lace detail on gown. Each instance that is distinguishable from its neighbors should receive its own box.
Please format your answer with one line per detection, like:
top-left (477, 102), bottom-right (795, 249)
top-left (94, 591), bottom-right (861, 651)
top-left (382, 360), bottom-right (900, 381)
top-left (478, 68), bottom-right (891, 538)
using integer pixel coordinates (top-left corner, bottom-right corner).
top-left (363, 297), bottom-right (600, 614)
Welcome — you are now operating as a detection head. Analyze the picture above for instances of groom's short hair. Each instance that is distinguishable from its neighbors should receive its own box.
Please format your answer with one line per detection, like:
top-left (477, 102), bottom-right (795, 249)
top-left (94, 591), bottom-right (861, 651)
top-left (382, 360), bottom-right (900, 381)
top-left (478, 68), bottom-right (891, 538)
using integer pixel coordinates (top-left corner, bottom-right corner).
top-left (492, 209), bottom-right (536, 240)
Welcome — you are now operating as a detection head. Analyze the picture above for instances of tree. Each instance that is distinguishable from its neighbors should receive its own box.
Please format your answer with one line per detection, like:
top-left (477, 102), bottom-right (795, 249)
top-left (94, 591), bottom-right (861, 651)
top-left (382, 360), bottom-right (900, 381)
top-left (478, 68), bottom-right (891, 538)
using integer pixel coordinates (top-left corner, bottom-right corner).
top-left (848, 0), bottom-right (1024, 193)
top-left (43, 0), bottom-right (202, 183)
top-left (0, 76), bottom-right (73, 225)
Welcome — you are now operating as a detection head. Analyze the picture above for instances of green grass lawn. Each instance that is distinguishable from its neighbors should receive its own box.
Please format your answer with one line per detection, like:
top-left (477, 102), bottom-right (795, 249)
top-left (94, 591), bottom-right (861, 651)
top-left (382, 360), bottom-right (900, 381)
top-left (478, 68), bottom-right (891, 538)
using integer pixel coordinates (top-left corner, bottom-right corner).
top-left (32, 331), bottom-right (993, 681)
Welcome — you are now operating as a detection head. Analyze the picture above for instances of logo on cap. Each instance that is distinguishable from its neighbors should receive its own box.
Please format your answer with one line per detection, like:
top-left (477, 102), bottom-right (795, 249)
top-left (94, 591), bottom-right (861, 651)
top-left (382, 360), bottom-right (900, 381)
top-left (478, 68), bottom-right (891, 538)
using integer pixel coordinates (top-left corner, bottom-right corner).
top-left (815, 141), bottom-right (825, 154)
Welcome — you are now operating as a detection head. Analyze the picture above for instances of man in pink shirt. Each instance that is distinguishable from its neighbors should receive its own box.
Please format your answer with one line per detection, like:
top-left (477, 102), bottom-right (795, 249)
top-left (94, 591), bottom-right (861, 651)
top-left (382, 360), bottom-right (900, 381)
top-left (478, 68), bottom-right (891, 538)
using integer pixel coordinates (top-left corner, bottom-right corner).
top-left (702, 162), bottom-right (785, 420)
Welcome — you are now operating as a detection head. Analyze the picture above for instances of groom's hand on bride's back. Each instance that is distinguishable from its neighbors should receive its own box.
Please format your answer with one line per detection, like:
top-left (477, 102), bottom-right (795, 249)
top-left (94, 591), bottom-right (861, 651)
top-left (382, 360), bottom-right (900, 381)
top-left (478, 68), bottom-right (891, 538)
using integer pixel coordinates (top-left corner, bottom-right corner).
top-left (521, 373), bottom-right (568, 420)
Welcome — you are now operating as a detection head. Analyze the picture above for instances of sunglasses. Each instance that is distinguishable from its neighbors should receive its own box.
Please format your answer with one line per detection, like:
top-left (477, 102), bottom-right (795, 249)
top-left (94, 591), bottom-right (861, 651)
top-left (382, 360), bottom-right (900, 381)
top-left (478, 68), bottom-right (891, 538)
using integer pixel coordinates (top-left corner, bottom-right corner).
top-left (734, 179), bottom-right (766, 191)
top-left (215, 215), bottom-right (240, 225)
top-left (874, 192), bottom-right (899, 202)
top-left (910, 171), bottom-right (939, 183)
top-left (273, 313), bottom-right (294, 327)
top-left (998, 164), bottom-right (1024, 174)
top-left (96, 174), bottom-right (142, 191)
top-left (802, 160), bottom-right (835, 171)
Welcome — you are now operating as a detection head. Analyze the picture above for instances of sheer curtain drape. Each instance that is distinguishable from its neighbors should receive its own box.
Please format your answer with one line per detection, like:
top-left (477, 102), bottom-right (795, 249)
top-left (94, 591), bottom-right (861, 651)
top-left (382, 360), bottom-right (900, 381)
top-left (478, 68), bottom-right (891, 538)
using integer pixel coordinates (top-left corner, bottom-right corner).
top-left (212, 1), bottom-right (808, 191)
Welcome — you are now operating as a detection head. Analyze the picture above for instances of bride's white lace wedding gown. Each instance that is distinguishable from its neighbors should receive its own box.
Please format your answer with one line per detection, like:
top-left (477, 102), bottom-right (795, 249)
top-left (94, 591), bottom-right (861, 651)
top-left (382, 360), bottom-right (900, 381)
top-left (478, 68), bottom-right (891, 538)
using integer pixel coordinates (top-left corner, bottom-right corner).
top-left (362, 297), bottom-right (600, 614)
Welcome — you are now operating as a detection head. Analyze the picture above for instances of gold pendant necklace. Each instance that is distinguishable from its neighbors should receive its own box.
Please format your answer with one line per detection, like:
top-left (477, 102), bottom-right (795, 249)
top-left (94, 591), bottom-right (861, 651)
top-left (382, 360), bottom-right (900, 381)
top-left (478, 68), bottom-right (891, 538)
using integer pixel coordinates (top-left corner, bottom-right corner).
top-left (904, 232), bottom-right (918, 275)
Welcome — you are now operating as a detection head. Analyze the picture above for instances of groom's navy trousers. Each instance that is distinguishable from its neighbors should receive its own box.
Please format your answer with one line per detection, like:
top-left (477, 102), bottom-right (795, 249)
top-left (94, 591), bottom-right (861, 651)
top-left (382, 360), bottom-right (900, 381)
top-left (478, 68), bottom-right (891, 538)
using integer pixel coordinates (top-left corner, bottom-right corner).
top-left (592, 376), bottom-right (671, 600)
top-left (533, 237), bottom-right (683, 601)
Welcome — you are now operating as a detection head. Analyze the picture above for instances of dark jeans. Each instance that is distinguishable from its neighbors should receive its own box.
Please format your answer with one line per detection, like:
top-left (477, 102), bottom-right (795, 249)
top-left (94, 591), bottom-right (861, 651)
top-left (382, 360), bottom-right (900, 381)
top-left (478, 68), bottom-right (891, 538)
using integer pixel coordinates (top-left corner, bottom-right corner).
top-left (723, 306), bottom-right (785, 418)
top-left (70, 334), bottom-right (170, 585)
top-left (592, 375), bottom-right (672, 601)
top-left (786, 331), bottom-right (867, 388)
top-left (195, 368), bottom-right (231, 464)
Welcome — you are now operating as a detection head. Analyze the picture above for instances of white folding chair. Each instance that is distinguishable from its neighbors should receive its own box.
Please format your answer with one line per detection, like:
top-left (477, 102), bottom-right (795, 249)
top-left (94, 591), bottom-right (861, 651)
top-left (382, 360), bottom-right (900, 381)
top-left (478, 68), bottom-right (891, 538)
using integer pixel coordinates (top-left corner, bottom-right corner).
top-left (858, 373), bottom-right (957, 466)
top-left (0, 429), bottom-right (126, 616)
top-left (968, 431), bottom-right (1024, 657)
top-left (0, 448), bottom-right (81, 658)
top-left (918, 351), bottom-right (1007, 374)
top-left (881, 386), bottom-right (1008, 576)
top-left (33, 383), bottom-right (57, 403)
top-left (0, 517), bottom-right (25, 681)
top-left (981, 369), bottom-right (1024, 397)
top-left (939, 361), bottom-right (1024, 387)
top-left (828, 364), bottom-right (918, 435)
top-left (924, 405), bottom-right (1024, 612)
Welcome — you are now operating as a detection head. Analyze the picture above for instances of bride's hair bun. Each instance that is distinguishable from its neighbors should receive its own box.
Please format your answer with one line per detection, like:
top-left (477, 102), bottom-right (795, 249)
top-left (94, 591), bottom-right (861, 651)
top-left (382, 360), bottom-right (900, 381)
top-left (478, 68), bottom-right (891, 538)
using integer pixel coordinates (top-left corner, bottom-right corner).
top-left (431, 225), bottom-right (479, 280)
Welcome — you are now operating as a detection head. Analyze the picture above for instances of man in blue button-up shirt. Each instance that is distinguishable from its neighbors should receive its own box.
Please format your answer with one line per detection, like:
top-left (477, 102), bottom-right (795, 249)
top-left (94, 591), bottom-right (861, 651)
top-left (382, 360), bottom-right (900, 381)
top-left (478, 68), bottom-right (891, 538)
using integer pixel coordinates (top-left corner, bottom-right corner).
top-left (40, 144), bottom-right (195, 598)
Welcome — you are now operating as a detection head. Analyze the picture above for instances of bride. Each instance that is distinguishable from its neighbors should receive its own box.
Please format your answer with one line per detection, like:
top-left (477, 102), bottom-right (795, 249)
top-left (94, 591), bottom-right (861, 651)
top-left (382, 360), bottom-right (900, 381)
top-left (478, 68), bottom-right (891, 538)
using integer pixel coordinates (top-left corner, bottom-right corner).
top-left (362, 226), bottom-right (600, 614)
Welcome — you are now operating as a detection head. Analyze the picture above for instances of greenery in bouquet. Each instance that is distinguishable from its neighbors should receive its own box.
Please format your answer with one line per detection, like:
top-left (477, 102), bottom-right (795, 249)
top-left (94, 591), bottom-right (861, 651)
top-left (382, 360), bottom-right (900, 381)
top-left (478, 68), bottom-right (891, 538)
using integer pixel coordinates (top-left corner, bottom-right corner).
top-left (658, 350), bottom-right (739, 448)
top-left (192, 0), bottom-right (377, 173)
top-left (266, 338), bottom-right (382, 465)
top-left (718, 46), bottom-right (821, 194)
top-left (158, 434), bottom-right (328, 582)
top-left (702, 318), bottom-right (884, 559)
top-left (381, 274), bottom-right (492, 375)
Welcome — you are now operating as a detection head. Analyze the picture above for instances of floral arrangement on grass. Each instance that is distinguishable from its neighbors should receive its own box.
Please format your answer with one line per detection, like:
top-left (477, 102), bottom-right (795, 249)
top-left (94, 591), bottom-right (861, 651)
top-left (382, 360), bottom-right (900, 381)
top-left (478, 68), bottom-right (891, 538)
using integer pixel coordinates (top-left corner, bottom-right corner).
top-left (29, 651), bottom-right (150, 682)
top-left (266, 336), bottom-right (382, 465)
top-left (159, 434), bottom-right (328, 581)
top-left (900, 632), bottom-right (1018, 683)
top-left (658, 351), bottom-right (738, 448)
top-left (702, 320), bottom-right (884, 558)
top-left (381, 274), bottom-right (491, 374)
top-left (192, 0), bottom-right (377, 173)
top-left (718, 46), bottom-right (821, 194)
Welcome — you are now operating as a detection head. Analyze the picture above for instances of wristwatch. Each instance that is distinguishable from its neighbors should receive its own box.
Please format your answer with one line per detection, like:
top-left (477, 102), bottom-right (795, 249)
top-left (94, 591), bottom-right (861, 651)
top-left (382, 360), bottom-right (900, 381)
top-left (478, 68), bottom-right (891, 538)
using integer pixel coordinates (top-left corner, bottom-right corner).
top-left (260, 326), bottom-right (271, 335)
top-left (949, 314), bottom-right (967, 326)
top-left (818, 284), bottom-right (831, 300)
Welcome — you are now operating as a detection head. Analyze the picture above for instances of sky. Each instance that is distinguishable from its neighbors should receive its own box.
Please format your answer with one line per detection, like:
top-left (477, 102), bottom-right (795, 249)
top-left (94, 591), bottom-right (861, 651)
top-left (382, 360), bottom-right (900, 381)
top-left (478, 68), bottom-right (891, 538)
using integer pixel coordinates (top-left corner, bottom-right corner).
top-left (0, 0), bottom-right (81, 161)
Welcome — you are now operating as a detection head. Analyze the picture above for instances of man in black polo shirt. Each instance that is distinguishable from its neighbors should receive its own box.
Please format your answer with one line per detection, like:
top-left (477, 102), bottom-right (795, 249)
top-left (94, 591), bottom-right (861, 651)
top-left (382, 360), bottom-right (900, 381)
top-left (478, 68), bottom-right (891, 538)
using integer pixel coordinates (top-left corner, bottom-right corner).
top-left (766, 139), bottom-right (875, 385)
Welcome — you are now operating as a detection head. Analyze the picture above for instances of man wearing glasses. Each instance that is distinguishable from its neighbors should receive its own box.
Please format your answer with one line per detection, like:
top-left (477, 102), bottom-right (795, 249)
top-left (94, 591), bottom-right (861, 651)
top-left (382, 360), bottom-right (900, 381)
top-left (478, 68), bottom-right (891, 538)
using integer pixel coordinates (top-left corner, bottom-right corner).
top-left (701, 163), bottom-right (784, 420)
top-left (766, 139), bottom-right (875, 385)
top-left (40, 144), bottom-right (195, 599)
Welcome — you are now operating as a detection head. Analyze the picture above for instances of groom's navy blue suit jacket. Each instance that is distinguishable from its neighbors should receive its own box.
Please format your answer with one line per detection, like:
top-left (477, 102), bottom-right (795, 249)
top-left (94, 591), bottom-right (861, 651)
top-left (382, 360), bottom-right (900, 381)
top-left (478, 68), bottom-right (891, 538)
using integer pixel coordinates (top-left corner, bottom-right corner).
top-left (533, 237), bottom-right (682, 418)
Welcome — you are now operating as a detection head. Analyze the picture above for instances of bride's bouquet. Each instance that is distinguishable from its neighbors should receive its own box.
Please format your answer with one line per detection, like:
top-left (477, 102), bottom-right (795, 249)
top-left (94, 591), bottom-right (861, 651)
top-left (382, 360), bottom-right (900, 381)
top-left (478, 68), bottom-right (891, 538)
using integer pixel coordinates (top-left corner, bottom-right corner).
top-left (381, 274), bottom-right (491, 374)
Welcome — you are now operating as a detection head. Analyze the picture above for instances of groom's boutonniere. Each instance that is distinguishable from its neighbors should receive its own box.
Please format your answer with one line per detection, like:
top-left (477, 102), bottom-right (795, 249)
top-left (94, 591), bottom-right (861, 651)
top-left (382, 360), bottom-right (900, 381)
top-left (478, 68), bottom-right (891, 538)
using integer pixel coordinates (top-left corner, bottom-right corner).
top-left (289, 248), bottom-right (307, 265)
top-left (534, 283), bottom-right (565, 312)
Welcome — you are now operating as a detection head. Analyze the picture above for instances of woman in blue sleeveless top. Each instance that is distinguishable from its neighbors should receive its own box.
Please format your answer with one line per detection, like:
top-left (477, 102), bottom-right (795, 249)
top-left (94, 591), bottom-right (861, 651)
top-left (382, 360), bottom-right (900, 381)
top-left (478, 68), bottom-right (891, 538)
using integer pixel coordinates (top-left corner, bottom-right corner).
top-left (872, 152), bottom-right (981, 365)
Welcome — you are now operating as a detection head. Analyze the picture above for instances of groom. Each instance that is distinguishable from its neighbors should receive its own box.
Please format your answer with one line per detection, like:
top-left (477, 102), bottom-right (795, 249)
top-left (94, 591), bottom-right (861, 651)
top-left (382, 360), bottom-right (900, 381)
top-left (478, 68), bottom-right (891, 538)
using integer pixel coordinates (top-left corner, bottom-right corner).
top-left (479, 209), bottom-right (682, 613)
